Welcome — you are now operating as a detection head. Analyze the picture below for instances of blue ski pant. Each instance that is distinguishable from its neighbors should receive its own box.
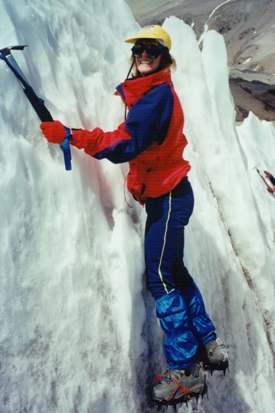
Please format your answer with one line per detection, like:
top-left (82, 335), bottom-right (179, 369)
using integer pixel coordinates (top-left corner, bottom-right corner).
top-left (144, 177), bottom-right (216, 369)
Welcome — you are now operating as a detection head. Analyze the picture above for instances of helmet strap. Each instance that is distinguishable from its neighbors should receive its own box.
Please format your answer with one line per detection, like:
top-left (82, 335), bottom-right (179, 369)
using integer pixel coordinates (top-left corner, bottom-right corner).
top-left (125, 59), bottom-right (135, 80)
top-left (124, 59), bottom-right (135, 120)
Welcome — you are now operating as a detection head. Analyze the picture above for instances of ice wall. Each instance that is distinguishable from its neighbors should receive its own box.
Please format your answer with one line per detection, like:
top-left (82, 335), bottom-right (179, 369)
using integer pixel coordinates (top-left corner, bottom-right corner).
top-left (164, 16), bottom-right (275, 413)
top-left (0, 1), bottom-right (146, 412)
top-left (0, 1), bottom-right (274, 413)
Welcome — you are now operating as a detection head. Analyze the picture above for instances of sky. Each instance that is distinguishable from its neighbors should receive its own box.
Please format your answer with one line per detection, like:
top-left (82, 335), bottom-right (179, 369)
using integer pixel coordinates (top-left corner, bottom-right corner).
top-left (0, 1), bottom-right (275, 412)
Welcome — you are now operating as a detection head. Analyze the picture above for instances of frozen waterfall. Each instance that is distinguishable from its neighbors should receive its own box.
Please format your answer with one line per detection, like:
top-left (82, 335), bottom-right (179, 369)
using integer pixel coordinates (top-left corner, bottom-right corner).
top-left (0, 1), bottom-right (274, 412)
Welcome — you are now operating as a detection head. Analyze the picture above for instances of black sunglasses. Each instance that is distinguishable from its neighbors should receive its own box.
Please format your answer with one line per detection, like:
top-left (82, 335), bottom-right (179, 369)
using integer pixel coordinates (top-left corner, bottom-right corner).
top-left (131, 43), bottom-right (165, 59)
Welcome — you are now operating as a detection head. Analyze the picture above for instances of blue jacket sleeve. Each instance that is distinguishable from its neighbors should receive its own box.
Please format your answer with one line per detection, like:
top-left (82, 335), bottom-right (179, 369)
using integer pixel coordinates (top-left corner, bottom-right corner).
top-left (93, 83), bottom-right (173, 163)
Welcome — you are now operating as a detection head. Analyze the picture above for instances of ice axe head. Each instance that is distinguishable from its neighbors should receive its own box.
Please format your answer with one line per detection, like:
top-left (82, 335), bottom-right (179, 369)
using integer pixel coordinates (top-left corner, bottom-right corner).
top-left (0, 45), bottom-right (28, 59)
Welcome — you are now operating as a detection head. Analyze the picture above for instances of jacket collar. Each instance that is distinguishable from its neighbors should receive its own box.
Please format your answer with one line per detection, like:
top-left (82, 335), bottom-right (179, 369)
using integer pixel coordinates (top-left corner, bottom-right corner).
top-left (116, 69), bottom-right (172, 108)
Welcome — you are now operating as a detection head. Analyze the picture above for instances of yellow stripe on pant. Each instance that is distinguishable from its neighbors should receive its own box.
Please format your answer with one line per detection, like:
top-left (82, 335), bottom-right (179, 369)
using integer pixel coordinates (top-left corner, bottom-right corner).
top-left (157, 191), bottom-right (173, 294)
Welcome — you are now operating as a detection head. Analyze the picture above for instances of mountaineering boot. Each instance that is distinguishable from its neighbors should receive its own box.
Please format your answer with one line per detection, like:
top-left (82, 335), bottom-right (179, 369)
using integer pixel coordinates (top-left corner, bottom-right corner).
top-left (152, 363), bottom-right (207, 405)
top-left (203, 338), bottom-right (229, 374)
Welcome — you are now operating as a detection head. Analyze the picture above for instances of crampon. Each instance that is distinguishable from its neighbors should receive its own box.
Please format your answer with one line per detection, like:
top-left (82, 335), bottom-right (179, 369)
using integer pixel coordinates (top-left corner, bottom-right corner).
top-left (151, 366), bottom-right (207, 407)
top-left (151, 384), bottom-right (207, 408)
top-left (198, 340), bottom-right (229, 375)
top-left (203, 359), bottom-right (229, 375)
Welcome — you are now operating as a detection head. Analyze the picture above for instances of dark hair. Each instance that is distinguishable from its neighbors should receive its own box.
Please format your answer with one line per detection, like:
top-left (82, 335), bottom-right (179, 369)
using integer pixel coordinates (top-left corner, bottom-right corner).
top-left (158, 47), bottom-right (174, 70)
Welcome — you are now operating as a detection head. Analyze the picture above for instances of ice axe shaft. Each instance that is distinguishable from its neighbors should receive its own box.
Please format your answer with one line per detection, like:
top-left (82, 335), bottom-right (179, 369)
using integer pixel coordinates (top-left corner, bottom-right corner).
top-left (0, 44), bottom-right (72, 170)
top-left (256, 168), bottom-right (275, 194)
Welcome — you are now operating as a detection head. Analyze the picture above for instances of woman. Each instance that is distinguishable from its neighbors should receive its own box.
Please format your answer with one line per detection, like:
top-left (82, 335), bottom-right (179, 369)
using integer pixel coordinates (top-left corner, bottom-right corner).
top-left (40, 25), bottom-right (228, 404)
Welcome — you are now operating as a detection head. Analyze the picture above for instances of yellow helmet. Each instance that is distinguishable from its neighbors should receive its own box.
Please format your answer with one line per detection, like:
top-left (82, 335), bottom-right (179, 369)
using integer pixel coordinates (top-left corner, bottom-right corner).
top-left (125, 25), bottom-right (172, 50)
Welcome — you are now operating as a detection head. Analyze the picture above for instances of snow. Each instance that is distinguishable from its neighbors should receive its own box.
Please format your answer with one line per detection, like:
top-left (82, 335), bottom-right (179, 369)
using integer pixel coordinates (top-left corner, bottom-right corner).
top-left (126, 0), bottom-right (223, 24)
top-left (206, 0), bottom-right (234, 27)
top-left (0, 1), bottom-right (275, 413)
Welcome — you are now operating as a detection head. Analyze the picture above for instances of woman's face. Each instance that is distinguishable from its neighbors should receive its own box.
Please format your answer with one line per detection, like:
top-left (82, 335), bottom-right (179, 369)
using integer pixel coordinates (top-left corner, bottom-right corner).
top-left (133, 41), bottom-right (163, 75)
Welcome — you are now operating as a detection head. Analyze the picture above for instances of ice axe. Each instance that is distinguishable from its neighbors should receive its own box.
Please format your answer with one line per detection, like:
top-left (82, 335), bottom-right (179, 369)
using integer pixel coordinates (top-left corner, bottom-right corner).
top-left (255, 167), bottom-right (275, 195)
top-left (0, 45), bottom-right (72, 170)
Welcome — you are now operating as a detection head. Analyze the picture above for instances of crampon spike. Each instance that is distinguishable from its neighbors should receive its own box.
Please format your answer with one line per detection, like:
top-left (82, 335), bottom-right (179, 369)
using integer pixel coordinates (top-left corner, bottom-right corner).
top-left (204, 359), bottom-right (229, 376)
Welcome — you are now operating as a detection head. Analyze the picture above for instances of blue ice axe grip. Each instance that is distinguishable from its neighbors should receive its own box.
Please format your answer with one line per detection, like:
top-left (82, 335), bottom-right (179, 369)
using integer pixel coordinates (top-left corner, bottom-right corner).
top-left (60, 127), bottom-right (72, 171)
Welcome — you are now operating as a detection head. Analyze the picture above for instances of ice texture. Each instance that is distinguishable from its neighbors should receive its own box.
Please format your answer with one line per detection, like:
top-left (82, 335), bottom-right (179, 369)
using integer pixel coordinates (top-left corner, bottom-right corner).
top-left (0, 1), bottom-right (274, 412)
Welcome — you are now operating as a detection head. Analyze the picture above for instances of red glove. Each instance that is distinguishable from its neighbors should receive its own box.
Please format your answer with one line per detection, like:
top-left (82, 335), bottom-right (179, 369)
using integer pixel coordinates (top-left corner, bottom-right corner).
top-left (40, 120), bottom-right (67, 144)
top-left (267, 187), bottom-right (275, 193)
